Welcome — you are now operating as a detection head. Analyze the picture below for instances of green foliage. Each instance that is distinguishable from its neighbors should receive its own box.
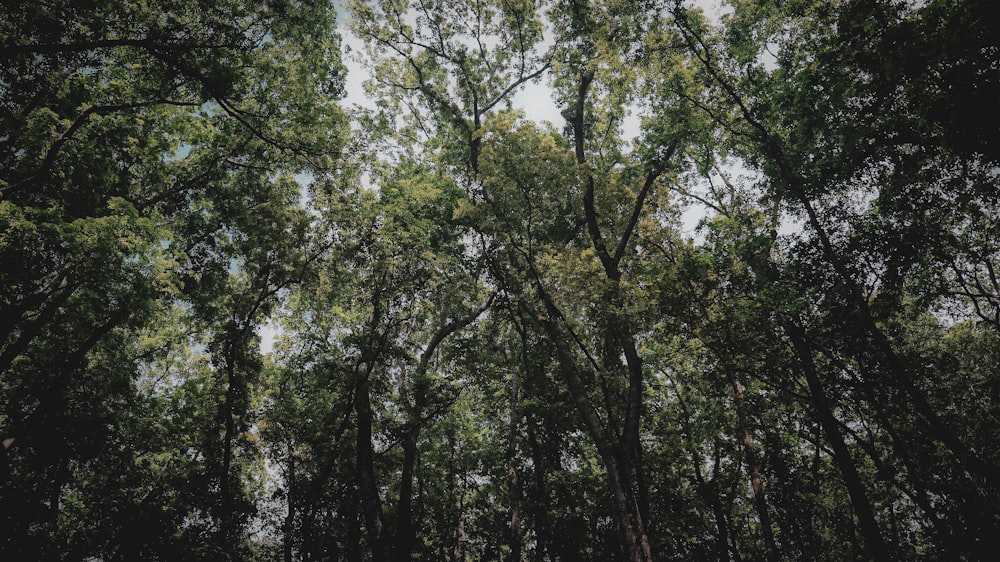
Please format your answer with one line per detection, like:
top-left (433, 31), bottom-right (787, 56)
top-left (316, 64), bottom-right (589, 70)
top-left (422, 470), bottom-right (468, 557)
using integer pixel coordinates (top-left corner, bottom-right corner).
top-left (2, 1), bottom-right (997, 560)
top-left (1, 0), bottom-right (344, 559)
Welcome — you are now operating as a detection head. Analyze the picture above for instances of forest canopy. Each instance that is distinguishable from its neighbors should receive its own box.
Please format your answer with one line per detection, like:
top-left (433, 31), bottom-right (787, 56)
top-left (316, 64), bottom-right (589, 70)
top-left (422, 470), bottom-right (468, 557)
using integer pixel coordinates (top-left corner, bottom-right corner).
top-left (1, 0), bottom-right (998, 560)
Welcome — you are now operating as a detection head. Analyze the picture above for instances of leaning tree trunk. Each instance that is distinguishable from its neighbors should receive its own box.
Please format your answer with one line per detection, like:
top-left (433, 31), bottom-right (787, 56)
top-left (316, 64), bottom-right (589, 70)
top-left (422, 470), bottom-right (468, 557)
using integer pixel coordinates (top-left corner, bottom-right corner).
top-left (527, 295), bottom-right (653, 562)
top-left (784, 322), bottom-right (892, 561)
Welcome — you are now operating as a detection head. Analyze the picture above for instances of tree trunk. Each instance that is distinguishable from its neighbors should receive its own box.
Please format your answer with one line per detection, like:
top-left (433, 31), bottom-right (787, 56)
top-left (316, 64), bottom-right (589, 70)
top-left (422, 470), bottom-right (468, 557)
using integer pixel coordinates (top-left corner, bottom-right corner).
top-left (784, 322), bottom-right (892, 561)
top-left (673, 2), bottom-right (999, 495)
top-left (729, 373), bottom-right (778, 561)
top-left (284, 439), bottom-right (295, 562)
top-left (395, 297), bottom-right (492, 561)
top-left (675, 382), bottom-right (739, 562)
top-left (527, 297), bottom-right (653, 562)
top-left (508, 367), bottom-right (523, 562)
top-left (345, 490), bottom-right (363, 562)
top-left (219, 340), bottom-right (238, 548)
top-left (525, 409), bottom-right (551, 562)
top-left (354, 361), bottom-right (391, 562)
top-left (711, 439), bottom-right (743, 562)
top-left (395, 427), bottom-right (418, 562)
top-left (572, 66), bottom-right (663, 533)
top-left (795, 187), bottom-right (999, 492)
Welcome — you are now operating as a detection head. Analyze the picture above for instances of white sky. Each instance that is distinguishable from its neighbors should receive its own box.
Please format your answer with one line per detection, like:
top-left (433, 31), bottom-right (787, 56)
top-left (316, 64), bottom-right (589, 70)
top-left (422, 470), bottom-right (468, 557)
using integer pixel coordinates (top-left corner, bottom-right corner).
top-left (338, 0), bottom-right (727, 124)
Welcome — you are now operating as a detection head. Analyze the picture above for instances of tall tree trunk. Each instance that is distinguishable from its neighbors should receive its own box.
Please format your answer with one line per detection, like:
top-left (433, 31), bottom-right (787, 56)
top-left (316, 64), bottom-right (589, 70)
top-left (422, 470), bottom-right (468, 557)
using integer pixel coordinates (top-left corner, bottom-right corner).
top-left (395, 427), bottom-right (418, 562)
top-left (729, 373), bottom-right (778, 561)
top-left (819, 350), bottom-right (963, 550)
top-left (284, 439), bottom-right (295, 562)
top-left (672, 3), bottom-right (999, 494)
top-left (784, 322), bottom-right (892, 561)
top-left (674, 381), bottom-right (740, 561)
top-left (526, 297), bottom-right (653, 562)
top-left (516, 316), bottom-right (546, 562)
top-left (445, 427), bottom-right (465, 562)
top-left (794, 187), bottom-right (999, 492)
top-left (219, 340), bottom-right (239, 548)
top-left (620, 326), bottom-right (652, 527)
top-left (571, 67), bottom-right (668, 532)
top-left (508, 367), bottom-right (523, 562)
top-left (395, 296), bottom-right (493, 561)
top-left (345, 490), bottom-right (363, 562)
top-left (354, 361), bottom-right (391, 562)
top-left (711, 439), bottom-right (743, 562)
top-left (525, 409), bottom-right (551, 562)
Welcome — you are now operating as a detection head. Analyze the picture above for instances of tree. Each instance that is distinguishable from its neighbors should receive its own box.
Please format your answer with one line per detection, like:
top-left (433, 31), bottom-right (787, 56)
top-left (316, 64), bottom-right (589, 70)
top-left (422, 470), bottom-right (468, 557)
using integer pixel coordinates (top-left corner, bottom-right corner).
top-left (663, 0), bottom-right (1000, 557)
top-left (1, 0), bottom-right (345, 558)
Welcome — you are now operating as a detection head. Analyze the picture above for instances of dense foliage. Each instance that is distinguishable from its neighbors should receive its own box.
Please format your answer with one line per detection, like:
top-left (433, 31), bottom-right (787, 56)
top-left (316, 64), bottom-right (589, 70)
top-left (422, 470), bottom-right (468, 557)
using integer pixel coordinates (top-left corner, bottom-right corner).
top-left (2, 0), bottom-right (997, 560)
